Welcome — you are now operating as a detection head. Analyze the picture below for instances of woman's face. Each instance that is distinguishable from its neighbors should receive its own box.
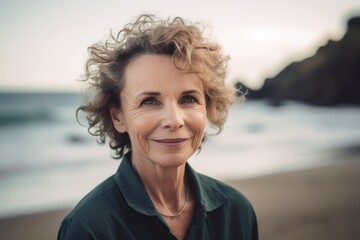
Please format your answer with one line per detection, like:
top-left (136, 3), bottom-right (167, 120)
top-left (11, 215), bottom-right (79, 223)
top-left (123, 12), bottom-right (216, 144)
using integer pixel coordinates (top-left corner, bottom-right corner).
top-left (111, 54), bottom-right (207, 168)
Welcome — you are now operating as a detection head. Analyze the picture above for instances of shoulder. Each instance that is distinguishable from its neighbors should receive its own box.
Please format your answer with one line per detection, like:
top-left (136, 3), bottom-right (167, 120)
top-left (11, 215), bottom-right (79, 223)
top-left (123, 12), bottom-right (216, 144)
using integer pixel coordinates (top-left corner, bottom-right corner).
top-left (58, 176), bottom-right (121, 239)
top-left (196, 173), bottom-right (256, 215)
top-left (67, 175), bottom-right (119, 219)
top-left (195, 173), bottom-right (258, 239)
top-left (197, 173), bottom-right (250, 202)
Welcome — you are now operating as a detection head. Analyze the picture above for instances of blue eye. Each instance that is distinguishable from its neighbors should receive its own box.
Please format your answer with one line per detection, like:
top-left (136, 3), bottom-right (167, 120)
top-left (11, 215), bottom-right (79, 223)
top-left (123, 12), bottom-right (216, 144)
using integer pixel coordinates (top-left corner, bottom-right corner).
top-left (141, 97), bottom-right (157, 106)
top-left (181, 95), bottom-right (198, 104)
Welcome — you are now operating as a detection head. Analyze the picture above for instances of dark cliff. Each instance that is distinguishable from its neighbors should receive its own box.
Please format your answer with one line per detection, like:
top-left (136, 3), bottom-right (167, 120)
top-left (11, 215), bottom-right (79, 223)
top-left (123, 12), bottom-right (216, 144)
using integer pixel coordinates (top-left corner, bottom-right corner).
top-left (241, 16), bottom-right (360, 106)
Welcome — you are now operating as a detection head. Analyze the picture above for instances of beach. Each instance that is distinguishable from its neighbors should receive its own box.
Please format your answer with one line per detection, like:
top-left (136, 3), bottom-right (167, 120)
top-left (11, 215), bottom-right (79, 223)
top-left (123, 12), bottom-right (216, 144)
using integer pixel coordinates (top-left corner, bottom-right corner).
top-left (1, 150), bottom-right (359, 240)
top-left (229, 152), bottom-right (360, 240)
top-left (2, 93), bottom-right (360, 239)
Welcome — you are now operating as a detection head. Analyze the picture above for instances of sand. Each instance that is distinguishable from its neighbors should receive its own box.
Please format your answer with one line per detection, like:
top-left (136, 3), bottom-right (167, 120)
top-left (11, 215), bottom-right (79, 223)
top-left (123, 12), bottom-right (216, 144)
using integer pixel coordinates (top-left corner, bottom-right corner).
top-left (228, 157), bottom-right (360, 240)
top-left (0, 154), bottom-right (359, 240)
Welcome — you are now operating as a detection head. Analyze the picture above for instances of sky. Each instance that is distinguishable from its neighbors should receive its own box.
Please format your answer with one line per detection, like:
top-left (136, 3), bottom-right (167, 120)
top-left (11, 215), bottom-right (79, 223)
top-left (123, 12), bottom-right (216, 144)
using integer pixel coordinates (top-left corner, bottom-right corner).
top-left (0, 0), bottom-right (359, 92)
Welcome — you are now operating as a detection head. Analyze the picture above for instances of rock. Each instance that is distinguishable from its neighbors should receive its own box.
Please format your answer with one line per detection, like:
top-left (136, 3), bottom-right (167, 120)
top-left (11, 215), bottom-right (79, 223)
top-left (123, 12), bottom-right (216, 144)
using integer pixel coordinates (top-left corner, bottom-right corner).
top-left (237, 16), bottom-right (360, 106)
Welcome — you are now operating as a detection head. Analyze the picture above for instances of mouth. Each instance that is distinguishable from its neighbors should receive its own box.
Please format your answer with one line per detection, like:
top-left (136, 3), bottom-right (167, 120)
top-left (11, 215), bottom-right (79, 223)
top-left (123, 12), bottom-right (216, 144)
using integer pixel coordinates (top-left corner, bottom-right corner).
top-left (153, 138), bottom-right (189, 148)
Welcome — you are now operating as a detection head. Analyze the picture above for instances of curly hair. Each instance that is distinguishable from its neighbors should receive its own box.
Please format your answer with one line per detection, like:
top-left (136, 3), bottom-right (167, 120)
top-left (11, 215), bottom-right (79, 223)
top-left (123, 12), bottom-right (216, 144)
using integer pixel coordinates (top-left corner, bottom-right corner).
top-left (77, 14), bottom-right (241, 159)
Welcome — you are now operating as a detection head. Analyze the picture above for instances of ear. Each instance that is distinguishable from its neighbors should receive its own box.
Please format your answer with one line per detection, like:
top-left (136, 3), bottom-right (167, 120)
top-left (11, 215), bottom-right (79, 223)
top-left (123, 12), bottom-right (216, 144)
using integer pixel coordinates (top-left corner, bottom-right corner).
top-left (109, 105), bottom-right (127, 133)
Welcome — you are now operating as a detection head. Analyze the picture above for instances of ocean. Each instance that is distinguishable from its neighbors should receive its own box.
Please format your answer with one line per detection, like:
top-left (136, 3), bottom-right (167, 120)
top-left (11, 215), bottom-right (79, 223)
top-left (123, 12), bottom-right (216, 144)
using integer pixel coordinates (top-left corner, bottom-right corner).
top-left (1, 92), bottom-right (360, 217)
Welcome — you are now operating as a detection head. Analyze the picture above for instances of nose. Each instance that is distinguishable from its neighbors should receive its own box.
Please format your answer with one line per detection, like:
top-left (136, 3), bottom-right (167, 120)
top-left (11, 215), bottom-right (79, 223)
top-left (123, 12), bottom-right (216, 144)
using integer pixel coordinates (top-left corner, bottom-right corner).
top-left (161, 103), bottom-right (184, 130)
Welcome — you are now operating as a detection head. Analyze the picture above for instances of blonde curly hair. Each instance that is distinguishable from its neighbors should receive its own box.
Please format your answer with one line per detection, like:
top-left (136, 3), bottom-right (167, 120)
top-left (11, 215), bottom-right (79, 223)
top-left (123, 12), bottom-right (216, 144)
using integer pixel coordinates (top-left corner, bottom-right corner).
top-left (77, 14), bottom-right (240, 159)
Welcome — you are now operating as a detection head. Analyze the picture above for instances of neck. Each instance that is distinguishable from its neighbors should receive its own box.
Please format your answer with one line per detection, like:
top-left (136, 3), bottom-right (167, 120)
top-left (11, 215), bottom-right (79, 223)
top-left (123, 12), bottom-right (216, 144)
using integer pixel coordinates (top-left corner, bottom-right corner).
top-left (131, 155), bottom-right (188, 214)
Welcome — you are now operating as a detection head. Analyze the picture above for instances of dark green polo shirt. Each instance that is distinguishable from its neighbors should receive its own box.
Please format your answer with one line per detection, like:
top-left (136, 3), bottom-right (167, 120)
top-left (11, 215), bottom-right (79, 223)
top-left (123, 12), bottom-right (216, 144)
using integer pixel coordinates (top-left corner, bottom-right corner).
top-left (58, 152), bottom-right (258, 240)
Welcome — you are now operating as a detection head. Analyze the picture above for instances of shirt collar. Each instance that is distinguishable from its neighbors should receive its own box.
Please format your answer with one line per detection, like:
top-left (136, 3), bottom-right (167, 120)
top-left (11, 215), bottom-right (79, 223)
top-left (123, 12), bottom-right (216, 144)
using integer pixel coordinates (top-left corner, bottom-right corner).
top-left (114, 152), bottom-right (158, 216)
top-left (114, 152), bottom-right (228, 218)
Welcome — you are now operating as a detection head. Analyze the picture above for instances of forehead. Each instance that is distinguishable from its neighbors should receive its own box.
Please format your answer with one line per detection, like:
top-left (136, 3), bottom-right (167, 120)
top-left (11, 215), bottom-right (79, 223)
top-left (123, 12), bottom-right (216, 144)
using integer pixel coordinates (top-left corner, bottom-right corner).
top-left (123, 54), bottom-right (204, 94)
top-left (125, 54), bottom-right (175, 78)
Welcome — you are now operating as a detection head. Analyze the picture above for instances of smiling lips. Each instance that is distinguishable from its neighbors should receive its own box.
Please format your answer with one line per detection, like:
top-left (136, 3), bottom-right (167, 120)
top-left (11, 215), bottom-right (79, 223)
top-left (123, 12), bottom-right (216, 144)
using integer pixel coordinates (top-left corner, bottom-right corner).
top-left (153, 138), bottom-right (189, 148)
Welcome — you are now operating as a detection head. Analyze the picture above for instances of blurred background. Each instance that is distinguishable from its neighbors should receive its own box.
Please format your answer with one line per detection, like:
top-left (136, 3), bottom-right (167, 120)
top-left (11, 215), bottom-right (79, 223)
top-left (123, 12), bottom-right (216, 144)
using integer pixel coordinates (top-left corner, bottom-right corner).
top-left (0, 0), bottom-right (360, 239)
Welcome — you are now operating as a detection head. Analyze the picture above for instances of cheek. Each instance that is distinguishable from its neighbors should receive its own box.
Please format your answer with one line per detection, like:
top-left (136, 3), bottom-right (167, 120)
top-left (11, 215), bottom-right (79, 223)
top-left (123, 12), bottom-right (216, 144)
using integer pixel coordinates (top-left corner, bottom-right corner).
top-left (195, 107), bottom-right (207, 129)
top-left (128, 113), bottom-right (156, 140)
top-left (188, 110), bottom-right (207, 145)
top-left (195, 113), bottom-right (207, 132)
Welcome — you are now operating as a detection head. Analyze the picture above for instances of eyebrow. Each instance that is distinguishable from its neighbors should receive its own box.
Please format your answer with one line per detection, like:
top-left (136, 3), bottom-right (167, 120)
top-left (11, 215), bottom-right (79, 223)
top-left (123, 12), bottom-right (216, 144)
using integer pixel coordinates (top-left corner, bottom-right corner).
top-left (138, 92), bottom-right (161, 97)
top-left (138, 89), bottom-right (202, 97)
top-left (181, 90), bottom-right (202, 95)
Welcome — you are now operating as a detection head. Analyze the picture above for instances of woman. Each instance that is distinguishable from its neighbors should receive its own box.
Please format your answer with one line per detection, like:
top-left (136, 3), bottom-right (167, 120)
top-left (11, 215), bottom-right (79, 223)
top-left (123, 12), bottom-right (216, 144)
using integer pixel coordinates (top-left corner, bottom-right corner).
top-left (58, 14), bottom-right (258, 240)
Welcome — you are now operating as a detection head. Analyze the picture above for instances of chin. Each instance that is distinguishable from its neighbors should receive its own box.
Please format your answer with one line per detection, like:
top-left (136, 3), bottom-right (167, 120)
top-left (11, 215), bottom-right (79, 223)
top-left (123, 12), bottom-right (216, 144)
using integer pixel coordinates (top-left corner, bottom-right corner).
top-left (150, 151), bottom-right (193, 168)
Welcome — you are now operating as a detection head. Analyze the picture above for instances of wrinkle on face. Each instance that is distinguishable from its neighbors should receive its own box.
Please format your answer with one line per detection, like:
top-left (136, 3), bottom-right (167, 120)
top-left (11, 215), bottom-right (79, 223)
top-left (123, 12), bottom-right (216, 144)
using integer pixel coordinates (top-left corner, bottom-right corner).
top-left (114, 54), bottom-right (207, 169)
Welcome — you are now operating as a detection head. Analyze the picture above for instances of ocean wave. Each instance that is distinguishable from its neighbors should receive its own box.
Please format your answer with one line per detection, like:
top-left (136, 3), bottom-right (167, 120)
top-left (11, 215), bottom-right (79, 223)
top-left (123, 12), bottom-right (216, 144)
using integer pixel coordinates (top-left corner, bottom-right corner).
top-left (0, 110), bottom-right (55, 126)
top-left (0, 92), bottom-right (81, 127)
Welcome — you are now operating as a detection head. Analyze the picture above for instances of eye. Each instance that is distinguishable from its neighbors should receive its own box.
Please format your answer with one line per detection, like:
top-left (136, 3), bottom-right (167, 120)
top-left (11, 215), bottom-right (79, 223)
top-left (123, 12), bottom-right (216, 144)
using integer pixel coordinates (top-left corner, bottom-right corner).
top-left (140, 97), bottom-right (158, 106)
top-left (181, 95), bottom-right (198, 104)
